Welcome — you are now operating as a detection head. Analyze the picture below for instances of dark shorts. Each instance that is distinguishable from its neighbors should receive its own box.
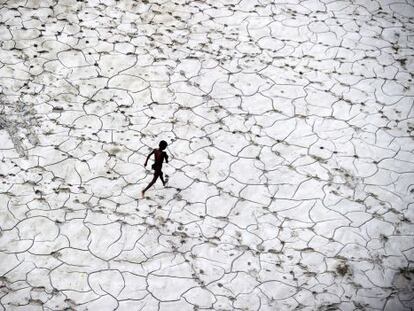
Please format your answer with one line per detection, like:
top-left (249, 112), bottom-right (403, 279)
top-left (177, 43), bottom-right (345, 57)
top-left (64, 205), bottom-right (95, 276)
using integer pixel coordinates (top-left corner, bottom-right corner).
top-left (151, 164), bottom-right (162, 172)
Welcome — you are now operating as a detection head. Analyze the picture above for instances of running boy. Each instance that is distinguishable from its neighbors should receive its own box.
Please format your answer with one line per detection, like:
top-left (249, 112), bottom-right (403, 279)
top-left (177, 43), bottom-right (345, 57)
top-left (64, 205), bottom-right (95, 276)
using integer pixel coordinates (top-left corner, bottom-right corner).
top-left (142, 140), bottom-right (169, 198)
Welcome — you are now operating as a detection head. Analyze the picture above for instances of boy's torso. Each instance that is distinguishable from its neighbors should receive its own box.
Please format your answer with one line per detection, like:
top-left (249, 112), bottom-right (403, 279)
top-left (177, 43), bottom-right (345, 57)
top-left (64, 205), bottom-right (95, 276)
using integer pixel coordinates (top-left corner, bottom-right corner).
top-left (152, 149), bottom-right (166, 170)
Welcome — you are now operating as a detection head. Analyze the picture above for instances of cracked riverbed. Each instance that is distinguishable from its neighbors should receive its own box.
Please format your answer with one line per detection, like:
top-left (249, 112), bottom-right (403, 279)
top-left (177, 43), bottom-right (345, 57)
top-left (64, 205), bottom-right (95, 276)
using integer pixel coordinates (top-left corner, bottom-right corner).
top-left (0, 0), bottom-right (413, 310)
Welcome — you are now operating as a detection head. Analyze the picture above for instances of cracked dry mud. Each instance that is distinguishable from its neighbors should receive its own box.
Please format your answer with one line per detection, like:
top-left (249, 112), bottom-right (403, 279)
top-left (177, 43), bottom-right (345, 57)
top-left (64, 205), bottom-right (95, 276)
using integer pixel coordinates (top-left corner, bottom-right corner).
top-left (0, 0), bottom-right (413, 310)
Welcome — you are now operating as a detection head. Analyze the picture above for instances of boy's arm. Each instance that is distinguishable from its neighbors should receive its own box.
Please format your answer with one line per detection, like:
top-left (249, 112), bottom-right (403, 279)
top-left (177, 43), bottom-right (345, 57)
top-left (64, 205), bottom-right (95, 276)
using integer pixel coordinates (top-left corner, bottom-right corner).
top-left (144, 150), bottom-right (154, 166)
top-left (164, 152), bottom-right (169, 163)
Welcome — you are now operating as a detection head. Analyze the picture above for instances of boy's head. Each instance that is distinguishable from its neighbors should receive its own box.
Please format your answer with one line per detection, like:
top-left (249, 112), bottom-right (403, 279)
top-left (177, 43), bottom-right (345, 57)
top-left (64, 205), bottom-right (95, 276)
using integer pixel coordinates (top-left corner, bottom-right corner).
top-left (159, 140), bottom-right (168, 150)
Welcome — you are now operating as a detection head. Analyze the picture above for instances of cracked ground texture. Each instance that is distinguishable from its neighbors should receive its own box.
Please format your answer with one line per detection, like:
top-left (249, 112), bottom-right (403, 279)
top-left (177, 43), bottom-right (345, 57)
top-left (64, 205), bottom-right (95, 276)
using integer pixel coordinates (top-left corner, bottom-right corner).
top-left (0, 0), bottom-right (413, 310)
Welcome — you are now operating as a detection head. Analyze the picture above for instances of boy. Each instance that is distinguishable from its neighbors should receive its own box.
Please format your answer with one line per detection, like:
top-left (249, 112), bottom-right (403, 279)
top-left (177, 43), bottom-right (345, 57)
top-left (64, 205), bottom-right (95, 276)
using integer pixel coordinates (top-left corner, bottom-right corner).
top-left (141, 140), bottom-right (169, 198)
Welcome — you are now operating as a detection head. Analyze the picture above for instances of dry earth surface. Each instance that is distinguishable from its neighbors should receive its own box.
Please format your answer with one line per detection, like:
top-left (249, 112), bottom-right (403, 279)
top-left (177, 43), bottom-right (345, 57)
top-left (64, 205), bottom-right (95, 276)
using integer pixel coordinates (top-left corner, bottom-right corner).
top-left (0, 0), bottom-right (414, 310)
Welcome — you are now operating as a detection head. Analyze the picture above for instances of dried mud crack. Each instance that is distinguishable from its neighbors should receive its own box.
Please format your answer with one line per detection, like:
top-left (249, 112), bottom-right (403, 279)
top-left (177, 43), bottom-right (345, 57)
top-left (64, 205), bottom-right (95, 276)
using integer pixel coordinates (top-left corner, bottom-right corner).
top-left (0, 0), bottom-right (413, 310)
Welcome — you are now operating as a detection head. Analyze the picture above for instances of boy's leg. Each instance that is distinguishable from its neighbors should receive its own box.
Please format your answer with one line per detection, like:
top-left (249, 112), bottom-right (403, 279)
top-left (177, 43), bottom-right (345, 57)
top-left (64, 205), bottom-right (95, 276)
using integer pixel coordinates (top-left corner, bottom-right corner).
top-left (142, 172), bottom-right (160, 197)
top-left (159, 171), bottom-right (166, 186)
